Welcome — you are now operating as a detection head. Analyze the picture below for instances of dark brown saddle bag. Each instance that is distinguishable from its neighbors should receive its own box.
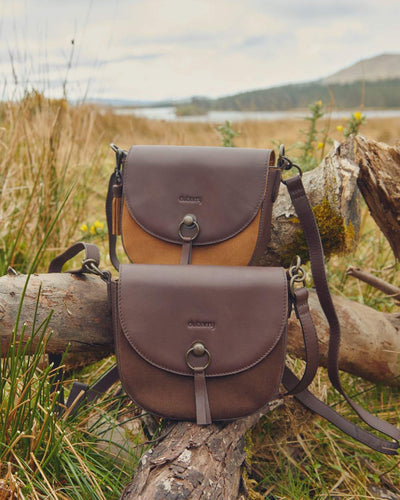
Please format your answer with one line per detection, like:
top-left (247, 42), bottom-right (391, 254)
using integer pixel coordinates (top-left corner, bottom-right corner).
top-left (111, 264), bottom-right (289, 425)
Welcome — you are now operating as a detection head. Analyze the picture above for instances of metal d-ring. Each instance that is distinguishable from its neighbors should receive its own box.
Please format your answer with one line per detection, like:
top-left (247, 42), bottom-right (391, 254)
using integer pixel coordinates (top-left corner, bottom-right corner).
top-left (178, 214), bottom-right (200, 242)
top-left (185, 342), bottom-right (211, 371)
top-left (280, 162), bottom-right (303, 185)
top-left (277, 144), bottom-right (303, 185)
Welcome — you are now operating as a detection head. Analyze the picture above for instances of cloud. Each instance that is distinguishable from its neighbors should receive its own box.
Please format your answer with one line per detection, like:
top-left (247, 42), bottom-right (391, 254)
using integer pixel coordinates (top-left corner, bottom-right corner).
top-left (0, 0), bottom-right (399, 101)
top-left (253, 0), bottom-right (367, 19)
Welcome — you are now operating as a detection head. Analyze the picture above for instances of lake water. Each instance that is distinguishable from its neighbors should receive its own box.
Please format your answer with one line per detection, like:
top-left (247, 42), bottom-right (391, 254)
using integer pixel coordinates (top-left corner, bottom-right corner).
top-left (114, 106), bottom-right (400, 123)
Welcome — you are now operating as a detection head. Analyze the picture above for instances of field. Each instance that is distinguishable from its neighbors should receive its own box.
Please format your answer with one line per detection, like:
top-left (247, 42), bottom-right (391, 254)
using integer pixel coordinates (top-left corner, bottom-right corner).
top-left (0, 94), bottom-right (399, 499)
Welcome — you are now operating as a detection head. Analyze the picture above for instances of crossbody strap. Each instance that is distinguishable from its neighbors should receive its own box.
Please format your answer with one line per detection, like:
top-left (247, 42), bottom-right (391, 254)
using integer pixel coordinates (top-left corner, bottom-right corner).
top-left (282, 367), bottom-right (399, 454)
top-left (285, 287), bottom-right (320, 396)
top-left (48, 242), bottom-right (113, 413)
top-left (48, 241), bottom-right (100, 273)
top-left (285, 174), bottom-right (400, 452)
top-left (106, 171), bottom-right (121, 271)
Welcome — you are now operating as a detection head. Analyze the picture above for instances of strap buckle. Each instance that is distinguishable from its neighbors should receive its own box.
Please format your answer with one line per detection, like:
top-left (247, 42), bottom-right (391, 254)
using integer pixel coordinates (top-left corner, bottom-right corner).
top-left (82, 259), bottom-right (111, 282)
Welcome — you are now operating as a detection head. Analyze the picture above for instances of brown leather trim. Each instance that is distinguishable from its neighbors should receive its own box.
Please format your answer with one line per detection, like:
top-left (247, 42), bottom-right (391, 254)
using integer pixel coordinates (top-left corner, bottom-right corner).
top-left (122, 145), bottom-right (273, 246)
top-left (117, 264), bottom-right (288, 376)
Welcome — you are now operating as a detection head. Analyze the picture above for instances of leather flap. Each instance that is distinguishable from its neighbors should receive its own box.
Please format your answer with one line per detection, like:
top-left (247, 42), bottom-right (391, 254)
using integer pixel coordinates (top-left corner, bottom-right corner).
top-left (122, 146), bottom-right (274, 245)
top-left (118, 264), bottom-right (287, 376)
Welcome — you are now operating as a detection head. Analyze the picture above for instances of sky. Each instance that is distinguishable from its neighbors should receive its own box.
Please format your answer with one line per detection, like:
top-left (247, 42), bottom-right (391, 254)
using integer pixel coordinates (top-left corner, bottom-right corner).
top-left (0, 0), bottom-right (399, 102)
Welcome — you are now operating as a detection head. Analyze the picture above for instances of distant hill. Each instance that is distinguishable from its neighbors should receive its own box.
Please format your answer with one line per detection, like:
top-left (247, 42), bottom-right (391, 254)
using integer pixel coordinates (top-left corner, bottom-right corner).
top-left (175, 54), bottom-right (400, 113)
top-left (323, 53), bottom-right (400, 84)
top-left (177, 79), bottom-right (400, 113)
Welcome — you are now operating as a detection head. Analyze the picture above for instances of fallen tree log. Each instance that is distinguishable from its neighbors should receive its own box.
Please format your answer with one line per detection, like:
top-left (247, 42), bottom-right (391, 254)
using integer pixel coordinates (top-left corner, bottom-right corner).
top-left (119, 402), bottom-right (283, 500)
top-left (1, 272), bottom-right (399, 387)
top-left (0, 271), bottom-right (112, 355)
top-left (348, 135), bottom-right (400, 260)
top-left (262, 137), bottom-right (361, 266)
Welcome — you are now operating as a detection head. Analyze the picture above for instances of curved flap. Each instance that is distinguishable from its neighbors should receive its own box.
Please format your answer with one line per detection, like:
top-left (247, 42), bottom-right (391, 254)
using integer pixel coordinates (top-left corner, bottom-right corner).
top-left (123, 146), bottom-right (274, 245)
top-left (118, 264), bottom-right (287, 376)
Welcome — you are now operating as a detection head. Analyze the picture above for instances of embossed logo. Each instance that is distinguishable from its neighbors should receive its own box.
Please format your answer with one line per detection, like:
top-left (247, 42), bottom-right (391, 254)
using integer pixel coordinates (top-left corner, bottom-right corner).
top-left (178, 195), bottom-right (202, 205)
top-left (187, 320), bottom-right (216, 330)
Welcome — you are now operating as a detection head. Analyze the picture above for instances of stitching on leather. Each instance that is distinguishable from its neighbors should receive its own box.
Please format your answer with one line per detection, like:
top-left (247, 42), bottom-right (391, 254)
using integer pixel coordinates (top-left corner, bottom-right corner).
top-left (122, 146), bottom-right (270, 246)
top-left (118, 265), bottom-right (288, 377)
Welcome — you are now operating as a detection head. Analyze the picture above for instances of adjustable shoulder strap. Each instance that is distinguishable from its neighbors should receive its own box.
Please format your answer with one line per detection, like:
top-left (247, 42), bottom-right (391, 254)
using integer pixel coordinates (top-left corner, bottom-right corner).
top-left (285, 287), bottom-right (320, 396)
top-left (48, 241), bottom-right (100, 273)
top-left (284, 174), bottom-right (400, 454)
top-left (48, 241), bottom-right (102, 406)
top-left (106, 171), bottom-right (121, 271)
top-left (106, 144), bottom-right (128, 271)
top-left (48, 242), bottom-right (118, 415)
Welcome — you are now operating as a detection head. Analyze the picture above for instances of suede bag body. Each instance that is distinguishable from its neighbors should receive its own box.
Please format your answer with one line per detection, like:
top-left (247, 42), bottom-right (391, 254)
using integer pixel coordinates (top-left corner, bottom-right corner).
top-left (113, 146), bottom-right (280, 266)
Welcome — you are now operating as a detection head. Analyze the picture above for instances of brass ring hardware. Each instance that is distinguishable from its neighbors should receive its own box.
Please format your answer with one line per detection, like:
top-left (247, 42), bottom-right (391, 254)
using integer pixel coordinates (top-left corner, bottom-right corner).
top-left (288, 255), bottom-right (307, 295)
top-left (185, 342), bottom-right (211, 371)
top-left (178, 214), bottom-right (200, 242)
top-left (280, 161), bottom-right (303, 185)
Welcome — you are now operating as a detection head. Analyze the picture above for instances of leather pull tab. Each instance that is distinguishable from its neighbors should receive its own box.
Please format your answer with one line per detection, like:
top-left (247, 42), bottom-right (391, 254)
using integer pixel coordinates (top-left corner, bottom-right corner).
top-left (180, 240), bottom-right (192, 265)
top-left (112, 184), bottom-right (122, 235)
top-left (194, 370), bottom-right (211, 425)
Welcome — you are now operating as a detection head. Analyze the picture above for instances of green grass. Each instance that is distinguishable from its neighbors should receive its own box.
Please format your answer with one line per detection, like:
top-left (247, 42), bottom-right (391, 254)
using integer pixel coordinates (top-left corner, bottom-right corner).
top-left (0, 285), bottom-right (147, 499)
top-left (0, 193), bottom-right (147, 499)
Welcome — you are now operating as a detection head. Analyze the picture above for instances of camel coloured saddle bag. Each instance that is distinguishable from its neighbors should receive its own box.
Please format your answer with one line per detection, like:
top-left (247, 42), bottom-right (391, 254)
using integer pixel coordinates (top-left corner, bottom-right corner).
top-left (106, 145), bottom-right (280, 269)
top-left (49, 145), bottom-right (400, 456)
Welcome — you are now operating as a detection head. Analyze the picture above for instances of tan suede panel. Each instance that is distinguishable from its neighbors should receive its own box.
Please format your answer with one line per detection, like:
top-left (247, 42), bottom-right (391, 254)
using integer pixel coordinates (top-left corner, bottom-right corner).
top-left (121, 201), bottom-right (261, 266)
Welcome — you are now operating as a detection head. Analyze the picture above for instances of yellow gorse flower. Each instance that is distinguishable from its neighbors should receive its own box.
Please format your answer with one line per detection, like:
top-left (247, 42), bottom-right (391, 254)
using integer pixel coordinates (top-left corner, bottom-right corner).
top-left (353, 111), bottom-right (362, 122)
top-left (317, 142), bottom-right (324, 150)
top-left (80, 223), bottom-right (88, 232)
top-left (90, 224), bottom-right (96, 235)
top-left (336, 125), bottom-right (344, 132)
top-left (93, 220), bottom-right (104, 230)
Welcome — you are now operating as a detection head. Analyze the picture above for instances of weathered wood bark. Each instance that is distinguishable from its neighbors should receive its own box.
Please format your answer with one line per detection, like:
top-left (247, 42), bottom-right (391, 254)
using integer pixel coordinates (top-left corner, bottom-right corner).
top-left (347, 135), bottom-right (400, 260)
top-left (261, 138), bottom-right (361, 266)
top-left (287, 290), bottom-right (400, 386)
top-left (0, 272), bottom-right (112, 355)
top-left (120, 402), bottom-right (282, 500)
top-left (346, 266), bottom-right (400, 304)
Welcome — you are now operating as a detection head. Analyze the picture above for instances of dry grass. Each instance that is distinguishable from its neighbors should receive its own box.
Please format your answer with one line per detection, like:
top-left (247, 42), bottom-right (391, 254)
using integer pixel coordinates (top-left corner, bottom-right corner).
top-left (104, 108), bottom-right (400, 150)
top-left (0, 92), bottom-right (108, 273)
top-left (2, 95), bottom-right (399, 274)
